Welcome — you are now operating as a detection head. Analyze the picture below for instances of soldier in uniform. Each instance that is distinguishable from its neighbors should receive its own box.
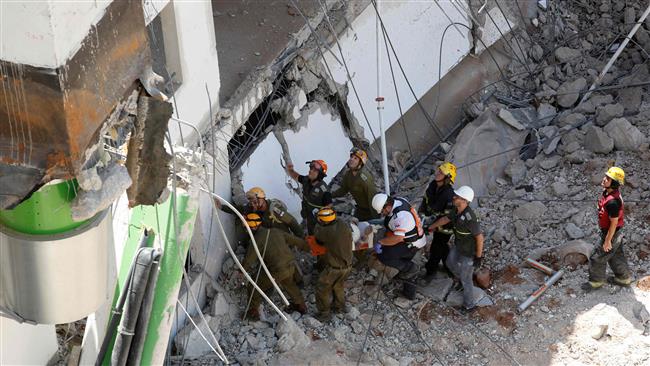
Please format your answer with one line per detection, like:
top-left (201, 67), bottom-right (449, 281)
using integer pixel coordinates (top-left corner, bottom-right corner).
top-left (582, 167), bottom-right (632, 292)
top-left (312, 207), bottom-right (353, 322)
top-left (239, 213), bottom-right (310, 321)
top-left (285, 160), bottom-right (332, 234)
top-left (332, 148), bottom-right (378, 268)
top-left (429, 186), bottom-right (484, 313)
top-left (419, 162), bottom-right (456, 283)
top-left (215, 186), bottom-right (303, 237)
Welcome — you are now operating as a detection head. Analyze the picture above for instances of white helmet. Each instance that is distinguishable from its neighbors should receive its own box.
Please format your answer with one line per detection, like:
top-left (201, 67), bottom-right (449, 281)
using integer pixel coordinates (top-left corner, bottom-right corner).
top-left (454, 186), bottom-right (475, 203)
top-left (372, 193), bottom-right (389, 214)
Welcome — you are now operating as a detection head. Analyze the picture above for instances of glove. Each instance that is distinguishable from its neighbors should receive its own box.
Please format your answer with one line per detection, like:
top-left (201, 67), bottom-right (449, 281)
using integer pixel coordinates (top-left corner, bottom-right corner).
top-left (473, 256), bottom-right (483, 269)
top-left (373, 242), bottom-right (383, 254)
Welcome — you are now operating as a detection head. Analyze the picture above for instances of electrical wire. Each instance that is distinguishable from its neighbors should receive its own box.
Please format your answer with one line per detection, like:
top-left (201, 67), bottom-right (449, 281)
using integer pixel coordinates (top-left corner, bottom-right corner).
top-left (356, 270), bottom-right (385, 366)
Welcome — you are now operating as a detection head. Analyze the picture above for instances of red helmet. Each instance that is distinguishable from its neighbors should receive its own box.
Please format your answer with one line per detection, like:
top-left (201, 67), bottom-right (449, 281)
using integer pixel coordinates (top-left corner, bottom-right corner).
top-left (307, 160), bottom-right (328, 175)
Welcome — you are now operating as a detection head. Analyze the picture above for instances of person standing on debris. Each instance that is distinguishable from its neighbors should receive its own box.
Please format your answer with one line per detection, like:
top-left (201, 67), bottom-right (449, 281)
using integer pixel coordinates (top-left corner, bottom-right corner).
top-left (429, 186), bottom-right (484, 312)
top-left (582, 167), bottom-right (632, 292)
top-left (239, 213), bottom-right (310, 321)
top-left (371, 193), bottom-right (427, 279)
top-left (312, 207), bottom-right (353, 322)
top-left (214, 186), bottom-right (304, 237)
top-left (331, 148), bottom-right (378, 268)
top-left (285, 160), bottom-right (332, 234)
top-left (419, 162), bottom-right (457, 283)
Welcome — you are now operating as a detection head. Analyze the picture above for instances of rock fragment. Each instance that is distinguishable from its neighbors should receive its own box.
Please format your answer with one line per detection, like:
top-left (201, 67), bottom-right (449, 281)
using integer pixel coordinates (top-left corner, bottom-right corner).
top-left (584, 126), bottom-right (614, 154)
top-left (513, 201), bottom-right (547, 220)
top-left (604, 118), bottom-right (647, 151)
top-left (557, 77), bottom-right (587, 108)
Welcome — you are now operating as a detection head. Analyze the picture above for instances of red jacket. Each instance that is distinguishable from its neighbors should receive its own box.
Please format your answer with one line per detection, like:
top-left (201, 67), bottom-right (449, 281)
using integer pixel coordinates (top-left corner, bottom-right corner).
top-left (598, 190), bottom-right (624, 230)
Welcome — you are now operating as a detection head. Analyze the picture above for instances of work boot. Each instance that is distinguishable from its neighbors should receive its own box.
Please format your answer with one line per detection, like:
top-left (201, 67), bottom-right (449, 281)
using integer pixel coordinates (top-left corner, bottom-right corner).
top-left (581, 281), bottom-right (604, 293)
top-left (459, 305), bottom-right (476, 315)
top-left (245, 307), bottom-right (261, 321)
top-left (397, 263), bottom-right (419, 280)
top-left (452, 279), bottom-right (463, 291)
top-left (315, 312), bottom-right (332, 323)
top-left (418, 272), bottom-right (436, 286)
top-left (286, 303), bottom-right (307, 314)
top-left (607, 276), bottom-right (632, 287)
top-left (333, 305), bottom-right (349, 314)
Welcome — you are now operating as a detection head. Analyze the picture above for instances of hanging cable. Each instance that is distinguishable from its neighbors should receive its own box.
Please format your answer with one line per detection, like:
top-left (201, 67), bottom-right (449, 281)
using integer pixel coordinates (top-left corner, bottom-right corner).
top-left (289, 0), bottom-right (378, 143)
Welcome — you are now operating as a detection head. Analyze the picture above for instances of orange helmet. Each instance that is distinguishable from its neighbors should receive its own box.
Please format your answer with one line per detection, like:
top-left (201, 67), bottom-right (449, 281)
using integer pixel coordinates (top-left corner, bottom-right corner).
top-left (246, 187), bottom-right (266, 200)
top-left (350, 147), bottom-right (368, 165)
top-left (308, 160), bottom-right (328, 175)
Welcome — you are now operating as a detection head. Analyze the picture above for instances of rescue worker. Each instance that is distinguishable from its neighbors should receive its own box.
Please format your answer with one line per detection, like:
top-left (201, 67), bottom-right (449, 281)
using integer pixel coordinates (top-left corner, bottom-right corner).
top-left (313, 207), bottom-right (353, 322)
top-left (285, 160), bottom-right (332, 234)
top-left (429, 186), bottom-right (484, 312)
top-left (239, 213), bottom-right (310, 320)
top-left (371, 193), bottom-right (427, 279)
top-left (418, 162), bottom-right (456, 283)
top-left (215, 186), bottom-right (304, 237)
top-left (331, 148), bottom-right (378, 268)
top-left (332, 148), bottom-right (378, 221)
top-left (582, 167), bottom-right (632, 292)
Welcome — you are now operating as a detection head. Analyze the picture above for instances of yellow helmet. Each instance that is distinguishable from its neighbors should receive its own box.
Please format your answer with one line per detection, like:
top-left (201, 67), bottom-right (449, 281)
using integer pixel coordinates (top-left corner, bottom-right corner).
top-left (350, 147), bottom-right (368, 165)
top-left (246, 187), bottom-right (266, 200)
top-left (439, 162), bottom-right (457, 184)
top-left (605, 166), bottom-right (625, 186)
top-left (245, 213), bottom-right (263, 229)
top-left (317, 207), bottom-right (336, 224)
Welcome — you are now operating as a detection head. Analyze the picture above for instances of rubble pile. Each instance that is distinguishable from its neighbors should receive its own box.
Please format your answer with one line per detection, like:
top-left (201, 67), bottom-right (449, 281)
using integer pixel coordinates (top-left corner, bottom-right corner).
top-left (175, 1), bottom-right (650, 365)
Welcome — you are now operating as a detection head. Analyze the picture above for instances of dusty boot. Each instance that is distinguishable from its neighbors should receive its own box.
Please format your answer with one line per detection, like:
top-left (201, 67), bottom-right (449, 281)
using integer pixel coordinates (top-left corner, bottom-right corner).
top-left (333, 305), bottom-right (349, 314)
top-left (286, 303), bottom-right (307, 314)
top-left (581, 281), bottom-right (604, 293)
top-left (315, 312), bottom-right (332, 323)
top-left (607, 276), bottom-right (632, 287)
top-left (397, 263), bottom-right (419, 280)
top-left (245, 307), bottom-right (261, 321)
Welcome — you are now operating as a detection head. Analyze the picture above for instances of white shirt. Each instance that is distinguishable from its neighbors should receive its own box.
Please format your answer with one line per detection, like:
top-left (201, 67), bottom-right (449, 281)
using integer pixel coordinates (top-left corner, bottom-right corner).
top-left (387, 200), bottom-right (427, 248)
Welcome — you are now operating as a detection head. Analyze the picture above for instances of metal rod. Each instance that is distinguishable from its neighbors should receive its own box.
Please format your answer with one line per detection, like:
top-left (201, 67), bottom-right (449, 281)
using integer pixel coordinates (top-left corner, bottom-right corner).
top-left (375, 0), bottom-right (390, 194)
top-left (580, 2), bottom-right (650, 104)
top-left (518, 270), bottom-right (564, 312)
top-left (525, 258), bottom-right (554, 276)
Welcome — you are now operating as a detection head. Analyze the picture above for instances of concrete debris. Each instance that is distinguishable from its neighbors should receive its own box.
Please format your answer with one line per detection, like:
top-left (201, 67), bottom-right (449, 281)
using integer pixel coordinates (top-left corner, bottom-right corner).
top-left (504, 158), bottom-right (527, 185)
top-left (125, 96), bottom-right (173, 207)
top-left (417, 278), bottom-right (453, 302)
top-left (584, 126), bottom-right (614, 154)
top-left (564, 222), bottom-right (585, 239)
top-left (71, 163), bottom-right (132, 221)
top-left (276, 316), bottom-right (310, 352)
top-left (513, 201), bottom-right (547, 220)
top-left (603, 118), bottom-right (647, 151)
top-left (173, 315), bottom-right (221, 358)
top-left (554, 47), bottom-right (582, 64)
top-left (595, 103), bottom-right (624, 126)
top-left (556, 77), bottom-right (587, 108)
top-left (498, 109), bottom-right (527, 131)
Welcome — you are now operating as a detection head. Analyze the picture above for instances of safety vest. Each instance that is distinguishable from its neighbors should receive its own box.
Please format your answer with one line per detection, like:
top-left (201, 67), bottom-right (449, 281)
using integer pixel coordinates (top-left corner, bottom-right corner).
top-left (598, 190), bottom-right (624, 230)
top-left (384, 197), bottom-right (425, 243)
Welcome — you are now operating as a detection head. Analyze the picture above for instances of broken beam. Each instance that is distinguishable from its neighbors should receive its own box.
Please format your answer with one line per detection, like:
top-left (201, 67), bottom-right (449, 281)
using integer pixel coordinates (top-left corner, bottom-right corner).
top-left (518, 269), bottom-right (564, 313)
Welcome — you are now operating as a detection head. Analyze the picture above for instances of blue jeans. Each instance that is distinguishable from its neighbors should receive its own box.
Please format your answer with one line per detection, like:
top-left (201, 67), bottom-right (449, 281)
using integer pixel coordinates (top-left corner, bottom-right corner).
top-left (446, 246), bottom-right (475, 309)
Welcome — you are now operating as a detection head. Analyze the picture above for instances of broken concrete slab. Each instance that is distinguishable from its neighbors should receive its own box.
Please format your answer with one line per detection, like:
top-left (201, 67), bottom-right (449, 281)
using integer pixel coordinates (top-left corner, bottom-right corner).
top-left (539, 155), bottom-right (561, 170)
top-left (513, 201), bottom-right (547, 220)
top-left (417, 278), bottom-right (453, 302)
top-left (554, 239), bottom-right (593, 267)
top-left (565, 222), bottom-right (585, 239)
top-left (498, 109), bottom-right (526, 131)
top-left (71, 164), bottom-right (132, 221)
top-left (174, 315), bottom-right (221, 358)
top-left (604, 118), bottom-right (647, 151)
top-left (447, 109), bottom-right (528, 197)
top-left (584, 126), bottom-right (614, 154)
top-left (276, 315), bottom-right (311, 353)
top-left (504, 158), bottom-right (528, 184)
top-left (557, 77), bottom-right (587, 108)
top-left (595, 103), bottom-right (624, 126)
top-left (617, 87), bottom-right (643, 114)
top-left (445, 287), bottom-right (494, 308)
top-left (555, 47), bottom-right (582, 64)
top-left (126, 96), bottom-right (173, 207)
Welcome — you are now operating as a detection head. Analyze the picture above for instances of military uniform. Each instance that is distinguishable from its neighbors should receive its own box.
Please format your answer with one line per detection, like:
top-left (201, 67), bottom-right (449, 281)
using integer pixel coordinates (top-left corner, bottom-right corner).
top-left (314, 219), bottom-right (353, 316)
top-left (225, 198), bottom-right (304, 237)
top-left (445, 206), bottom-right (482, 309)
top-left (419, 182), bottom-right (455, 275)
top-left (241, 227), bottom-right (310, 310)
top-left (332, 167), bottom-right (378, 221)
top-left (298, 175), bottom-right (331, 234)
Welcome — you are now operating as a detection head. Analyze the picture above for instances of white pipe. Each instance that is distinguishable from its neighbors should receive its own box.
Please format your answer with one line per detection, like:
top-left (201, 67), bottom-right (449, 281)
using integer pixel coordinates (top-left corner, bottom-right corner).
top-left (375, 0), bottom-right (390, 194)
top-left (176, 300), bottom-right (227, 363)
top-left (518, 270), bottom-right (564, 312)
top-left (206, 193), bottom-right (288, 321)
top-left (525, 258), bottom-right (554, 276)
top-left (580, 3), bottom-right (650, 104)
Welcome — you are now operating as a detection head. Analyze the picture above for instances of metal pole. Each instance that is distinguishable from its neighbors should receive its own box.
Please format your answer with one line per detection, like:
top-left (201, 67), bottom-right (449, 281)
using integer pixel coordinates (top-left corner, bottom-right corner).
top-left (376, 0), bottom-right (390, 194)
top-left (525, 258), bottom-right (554, 275)
top-left (518, 270), bottom-right (564, 313)
top-left (580, 2), bottom-right (650, 104)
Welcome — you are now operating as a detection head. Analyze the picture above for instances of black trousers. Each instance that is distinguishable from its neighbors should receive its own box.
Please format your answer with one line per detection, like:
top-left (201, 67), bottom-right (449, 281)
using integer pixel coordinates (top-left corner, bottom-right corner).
top-left (424, 231), bottom-right (452, 275)
top-left (378, 243), bottom-right (418, 272)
